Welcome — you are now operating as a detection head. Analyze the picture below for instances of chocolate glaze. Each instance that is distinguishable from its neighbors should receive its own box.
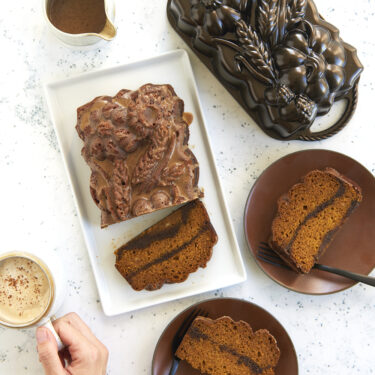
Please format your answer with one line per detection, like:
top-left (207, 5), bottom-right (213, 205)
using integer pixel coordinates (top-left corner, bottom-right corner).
top-left (183, 112), bottom-right (194, 125)
top-left (167, 0), bottom-right (363, 140)
top-left (188, 326), bottom-right (264, 374)
top-left (75, 84), bottom-right (203, 227)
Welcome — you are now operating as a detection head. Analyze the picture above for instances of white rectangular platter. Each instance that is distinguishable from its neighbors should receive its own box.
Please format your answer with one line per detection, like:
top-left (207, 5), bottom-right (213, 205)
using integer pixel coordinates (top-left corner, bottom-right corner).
top-left (44, 49), bottom-right (246, 316)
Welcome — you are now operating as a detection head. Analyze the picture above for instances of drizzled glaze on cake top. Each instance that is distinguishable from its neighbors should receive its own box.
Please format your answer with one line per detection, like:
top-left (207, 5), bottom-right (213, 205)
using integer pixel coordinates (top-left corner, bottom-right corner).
top-left (76, 84), bottom-right (202, 227)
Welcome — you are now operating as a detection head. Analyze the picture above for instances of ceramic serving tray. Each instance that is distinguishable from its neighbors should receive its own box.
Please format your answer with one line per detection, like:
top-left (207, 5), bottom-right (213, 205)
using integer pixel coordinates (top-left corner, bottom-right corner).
top-left (44, 49), bottom-right (246, 316)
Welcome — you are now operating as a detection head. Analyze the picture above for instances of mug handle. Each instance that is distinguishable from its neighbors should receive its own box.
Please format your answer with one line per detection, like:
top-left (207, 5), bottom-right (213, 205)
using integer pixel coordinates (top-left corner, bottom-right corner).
top-left (40, 317), bottom-right (65, 351)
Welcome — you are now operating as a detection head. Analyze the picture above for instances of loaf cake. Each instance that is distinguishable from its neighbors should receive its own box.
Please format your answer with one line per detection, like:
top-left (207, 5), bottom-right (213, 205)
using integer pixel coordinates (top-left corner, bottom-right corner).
top-left (176, 316), bottom-right (280, 375)
top-left (114, 199), bottom-right (217, 291)
top-left (76, 83), bottom-right (202, 228)
top-left (269, 168), bottom-right (362, 273)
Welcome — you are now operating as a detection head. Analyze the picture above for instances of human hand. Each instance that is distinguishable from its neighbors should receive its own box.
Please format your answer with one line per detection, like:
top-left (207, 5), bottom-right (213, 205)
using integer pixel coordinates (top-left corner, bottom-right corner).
top-left (36, 312), bottom-right (108, 375)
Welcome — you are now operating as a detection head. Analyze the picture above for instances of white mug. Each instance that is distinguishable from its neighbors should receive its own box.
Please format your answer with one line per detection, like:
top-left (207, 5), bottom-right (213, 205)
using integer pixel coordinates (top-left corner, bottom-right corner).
top-left (0, 250), bottom-right (66, 350)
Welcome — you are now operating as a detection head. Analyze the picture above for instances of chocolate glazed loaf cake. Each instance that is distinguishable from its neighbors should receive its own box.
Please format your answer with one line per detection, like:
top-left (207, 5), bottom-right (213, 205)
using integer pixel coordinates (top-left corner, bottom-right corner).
top-left (76, 83), bottom-right (202, 228)
top-left (269, 168), bottom-right (362, 273)
top-left (114, 199), bottom-right (217, 291)
top-left (176, 316), bottom-right (280, 375)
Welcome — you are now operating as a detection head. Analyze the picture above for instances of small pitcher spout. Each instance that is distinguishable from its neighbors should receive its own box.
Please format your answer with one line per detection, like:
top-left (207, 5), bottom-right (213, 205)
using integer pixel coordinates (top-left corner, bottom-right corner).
top-left (99, 17), bottom-right (116, 41)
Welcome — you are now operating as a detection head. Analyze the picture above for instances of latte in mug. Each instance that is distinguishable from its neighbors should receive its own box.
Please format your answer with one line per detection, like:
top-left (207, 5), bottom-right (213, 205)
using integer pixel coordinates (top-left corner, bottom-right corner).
top-left (0, 255), bottom-right (53, 327)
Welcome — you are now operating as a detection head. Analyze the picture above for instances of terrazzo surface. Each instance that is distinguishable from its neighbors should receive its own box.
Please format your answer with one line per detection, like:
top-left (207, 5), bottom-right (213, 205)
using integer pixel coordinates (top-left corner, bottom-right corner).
top-left (0, 0), bottom-right (375, 374)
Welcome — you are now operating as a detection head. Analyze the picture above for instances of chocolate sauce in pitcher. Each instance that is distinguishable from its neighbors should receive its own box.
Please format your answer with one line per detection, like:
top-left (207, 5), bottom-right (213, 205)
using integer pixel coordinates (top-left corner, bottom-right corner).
top-left (47, 0), bottom-right (107, 34)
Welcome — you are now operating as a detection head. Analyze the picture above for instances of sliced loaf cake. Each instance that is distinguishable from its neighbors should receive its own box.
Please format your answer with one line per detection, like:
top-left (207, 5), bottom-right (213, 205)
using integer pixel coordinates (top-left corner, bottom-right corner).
top-left (115, 199), bottom-right (217, 291)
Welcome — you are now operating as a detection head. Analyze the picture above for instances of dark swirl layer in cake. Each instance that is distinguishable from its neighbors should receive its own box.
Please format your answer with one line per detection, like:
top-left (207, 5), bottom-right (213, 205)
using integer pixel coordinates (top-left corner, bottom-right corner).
top-left (269, 168), bottom-right (362, 273)
top-left (176, 316), bottom-right (280, 375)
top-left (115, 199), bottom-right (217, 291)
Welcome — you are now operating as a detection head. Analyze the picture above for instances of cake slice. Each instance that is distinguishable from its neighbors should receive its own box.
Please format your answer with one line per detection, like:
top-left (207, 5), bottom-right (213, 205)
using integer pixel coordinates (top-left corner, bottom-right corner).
top-left (269, 168), bottom-right (362, 273)
top-left (75, 83), bottom-right (202, 228)
top-left (114, 199), bottom-right (217, 291)
top-left (176, 316), bottom-right (280, 375)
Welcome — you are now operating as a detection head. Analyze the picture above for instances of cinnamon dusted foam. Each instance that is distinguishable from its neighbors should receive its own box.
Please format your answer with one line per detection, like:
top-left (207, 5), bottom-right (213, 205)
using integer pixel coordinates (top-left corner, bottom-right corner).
top-left (0, 257), bottom-right (51, 325)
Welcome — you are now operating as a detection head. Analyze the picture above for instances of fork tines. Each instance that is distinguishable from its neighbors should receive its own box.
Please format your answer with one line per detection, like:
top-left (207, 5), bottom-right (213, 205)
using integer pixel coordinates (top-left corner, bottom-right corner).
top-left (171, 308), bottom-right (209, 352)
top-left (257, 242), bottom-right (289, 269)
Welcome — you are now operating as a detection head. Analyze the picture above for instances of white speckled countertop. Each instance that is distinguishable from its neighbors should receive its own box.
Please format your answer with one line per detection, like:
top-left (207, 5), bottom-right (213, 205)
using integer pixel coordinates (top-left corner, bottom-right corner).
top-left (1, 1), bottom-right (375, 374)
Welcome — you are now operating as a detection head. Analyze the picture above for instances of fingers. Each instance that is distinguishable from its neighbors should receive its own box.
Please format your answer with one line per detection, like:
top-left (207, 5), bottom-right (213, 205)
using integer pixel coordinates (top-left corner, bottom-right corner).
top-left (53, 313), bottom-right (108, 359)
top-left (36, 327), bottom-right (66, 375)
top-left (47, 313), bottom-right (109, 375)
top-left (54, 312), bottom-right (101, 347)
top-left (53, 318), bottom-right (90, 352)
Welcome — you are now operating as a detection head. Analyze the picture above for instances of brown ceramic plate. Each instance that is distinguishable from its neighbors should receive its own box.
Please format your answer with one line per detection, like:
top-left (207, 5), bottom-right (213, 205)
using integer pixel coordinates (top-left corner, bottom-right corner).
top-left (244, 149), bottom-right (375, 294)
top-left (152, 297), bottom-right (298, 375)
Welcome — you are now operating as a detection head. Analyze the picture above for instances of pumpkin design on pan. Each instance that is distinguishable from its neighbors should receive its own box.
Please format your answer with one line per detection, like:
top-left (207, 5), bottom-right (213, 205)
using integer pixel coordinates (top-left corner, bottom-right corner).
top-left (271, 23), bottom-right (346, 114)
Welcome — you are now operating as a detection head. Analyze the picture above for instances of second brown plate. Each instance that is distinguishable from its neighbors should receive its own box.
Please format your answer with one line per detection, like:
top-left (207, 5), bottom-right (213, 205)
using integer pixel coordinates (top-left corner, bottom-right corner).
top-left (244, 149), bottom-right (375, 294)
top-left (152, 297), bottom-right (298, 375)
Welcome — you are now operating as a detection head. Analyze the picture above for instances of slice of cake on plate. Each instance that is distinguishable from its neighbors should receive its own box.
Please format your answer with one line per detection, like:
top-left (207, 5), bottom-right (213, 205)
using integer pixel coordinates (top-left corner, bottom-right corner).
top-left (176, 315), bottom-right (280, 375)
top-left (114, 199), bottom-right (217, 291)
top-left (269, 168), bottom-right (362, 273)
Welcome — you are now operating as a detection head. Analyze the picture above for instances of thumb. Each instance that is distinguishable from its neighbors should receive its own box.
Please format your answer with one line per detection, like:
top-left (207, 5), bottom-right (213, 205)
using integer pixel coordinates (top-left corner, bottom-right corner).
top-left (36, 327), bottom-right (65, 375)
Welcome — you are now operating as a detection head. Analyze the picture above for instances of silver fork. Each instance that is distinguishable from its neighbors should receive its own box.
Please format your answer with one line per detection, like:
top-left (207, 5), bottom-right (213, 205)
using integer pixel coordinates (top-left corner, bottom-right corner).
top-left (257, 242), bottom-right (375, 287)
top-left (169, 308), bottom-right (209, 375)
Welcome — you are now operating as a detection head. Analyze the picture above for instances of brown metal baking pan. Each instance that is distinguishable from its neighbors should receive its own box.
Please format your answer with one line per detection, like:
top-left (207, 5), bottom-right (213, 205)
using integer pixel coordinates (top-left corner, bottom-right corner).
top-left (167, 0), bottom-right (363, 141)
